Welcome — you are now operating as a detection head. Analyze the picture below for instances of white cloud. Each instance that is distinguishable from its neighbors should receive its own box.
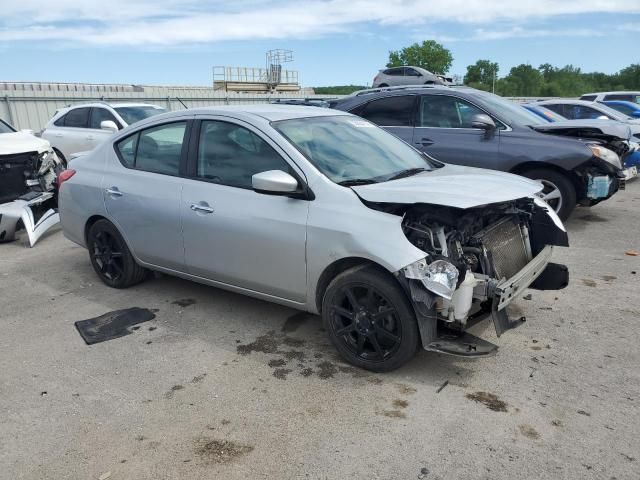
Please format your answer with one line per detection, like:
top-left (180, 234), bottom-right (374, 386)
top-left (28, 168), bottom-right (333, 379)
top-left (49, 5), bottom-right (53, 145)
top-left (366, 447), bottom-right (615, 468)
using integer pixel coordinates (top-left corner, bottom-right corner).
top-left (0, 0), bottom-right (639, 46)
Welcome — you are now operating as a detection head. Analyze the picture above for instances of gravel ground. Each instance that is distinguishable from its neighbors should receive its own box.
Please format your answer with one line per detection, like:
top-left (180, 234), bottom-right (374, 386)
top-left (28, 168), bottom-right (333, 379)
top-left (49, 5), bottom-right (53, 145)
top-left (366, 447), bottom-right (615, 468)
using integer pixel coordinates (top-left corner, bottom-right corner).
top-left (1, 182), bottom-right (639, 480)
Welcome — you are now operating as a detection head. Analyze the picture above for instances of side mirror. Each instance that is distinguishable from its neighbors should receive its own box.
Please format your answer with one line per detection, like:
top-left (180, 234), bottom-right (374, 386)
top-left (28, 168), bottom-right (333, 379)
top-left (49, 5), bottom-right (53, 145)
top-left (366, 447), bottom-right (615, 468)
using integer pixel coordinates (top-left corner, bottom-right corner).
top-left (252, 170), bottom-right (299, 195)
top-left (100, 120), bottom-right (118, 132)
top-left (470, 114), bottom-right (496, 131)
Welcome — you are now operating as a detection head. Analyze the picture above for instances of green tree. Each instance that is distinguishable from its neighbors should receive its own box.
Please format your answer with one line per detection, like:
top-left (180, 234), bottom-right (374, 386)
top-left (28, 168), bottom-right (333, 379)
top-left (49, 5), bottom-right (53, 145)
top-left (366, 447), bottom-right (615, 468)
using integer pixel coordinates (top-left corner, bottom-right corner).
top-left (617, 64), bottom-right (640, 89)
top-left (387, 40), bottom-right (453, 74)
top-left (498, 64), bottom-right (543, 96)
top-left (464, 60), bottom-right (499, 91)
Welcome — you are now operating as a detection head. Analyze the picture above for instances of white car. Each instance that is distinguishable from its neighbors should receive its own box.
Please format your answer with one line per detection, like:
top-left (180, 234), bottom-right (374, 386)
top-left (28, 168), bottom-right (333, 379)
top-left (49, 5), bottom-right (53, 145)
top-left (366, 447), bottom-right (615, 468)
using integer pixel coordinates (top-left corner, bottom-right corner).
top-left (0, 118), bottom-right (64, 246)
top-left (41, 102), bottom-right (166, 162)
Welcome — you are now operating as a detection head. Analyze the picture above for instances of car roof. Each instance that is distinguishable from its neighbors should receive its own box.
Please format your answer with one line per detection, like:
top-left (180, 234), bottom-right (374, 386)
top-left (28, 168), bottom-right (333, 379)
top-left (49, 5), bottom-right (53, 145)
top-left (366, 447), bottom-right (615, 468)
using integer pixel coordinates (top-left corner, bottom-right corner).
top-left (582, 91), bottom-right (640, 96)
top-left (179, 104), bottom-right (351, 122)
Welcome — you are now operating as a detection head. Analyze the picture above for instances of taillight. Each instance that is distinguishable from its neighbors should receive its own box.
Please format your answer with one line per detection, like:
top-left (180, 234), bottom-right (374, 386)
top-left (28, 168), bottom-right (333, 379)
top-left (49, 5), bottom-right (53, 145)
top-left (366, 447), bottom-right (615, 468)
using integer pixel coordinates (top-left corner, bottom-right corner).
top-left (57, 169), bottom-right (76, 190)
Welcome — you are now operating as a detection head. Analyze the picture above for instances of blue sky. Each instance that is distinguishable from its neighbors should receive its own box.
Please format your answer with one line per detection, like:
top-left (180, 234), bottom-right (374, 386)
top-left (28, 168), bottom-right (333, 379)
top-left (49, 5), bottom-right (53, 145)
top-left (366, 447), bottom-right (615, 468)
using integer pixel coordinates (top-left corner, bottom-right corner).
top-left (1, 1), bottom-right (639, 87)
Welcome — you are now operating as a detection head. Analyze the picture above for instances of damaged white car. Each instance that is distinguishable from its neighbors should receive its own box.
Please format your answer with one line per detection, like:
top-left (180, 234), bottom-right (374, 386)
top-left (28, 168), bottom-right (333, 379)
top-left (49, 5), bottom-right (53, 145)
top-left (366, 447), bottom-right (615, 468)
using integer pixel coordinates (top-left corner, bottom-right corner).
top-left (0, 119), bottom-right (65, 246)
top-left (58, 106), bottom-right (569, 371)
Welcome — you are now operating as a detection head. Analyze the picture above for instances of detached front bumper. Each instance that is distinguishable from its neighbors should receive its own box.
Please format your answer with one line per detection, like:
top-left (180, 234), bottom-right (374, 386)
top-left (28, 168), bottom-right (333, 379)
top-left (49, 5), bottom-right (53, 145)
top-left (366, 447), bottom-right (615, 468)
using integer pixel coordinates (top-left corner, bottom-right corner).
top-left (489, 246), bottom-right (568, 336)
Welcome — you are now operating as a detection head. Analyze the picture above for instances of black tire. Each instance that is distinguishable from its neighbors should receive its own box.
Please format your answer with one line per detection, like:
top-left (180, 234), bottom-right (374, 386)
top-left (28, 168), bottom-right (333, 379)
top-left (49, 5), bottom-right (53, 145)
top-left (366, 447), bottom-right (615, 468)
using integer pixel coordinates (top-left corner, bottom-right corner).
top-left (378, 83), bottom-right (389, 88)
top-left (322, 265), bottom-right (420, 372)
top-left (87, 219), bottom-right (147, 289)
top-left (521, 168), bottom-right (577, 221)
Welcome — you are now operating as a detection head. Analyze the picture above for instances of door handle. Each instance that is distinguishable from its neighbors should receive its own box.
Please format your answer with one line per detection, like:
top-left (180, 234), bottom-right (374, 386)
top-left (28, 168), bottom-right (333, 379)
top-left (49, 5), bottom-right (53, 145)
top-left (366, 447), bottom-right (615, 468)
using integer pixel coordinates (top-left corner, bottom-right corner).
top-left (415, 138), bottom-right (434, 146)
top-left (105, 187), bottom-right (123, 197)
top-left (86, 135), bottom-right (95, 140)
top-left (54, 133), bottom-right (63, 138)
top-left (190, 203), bottom-right (214, 214)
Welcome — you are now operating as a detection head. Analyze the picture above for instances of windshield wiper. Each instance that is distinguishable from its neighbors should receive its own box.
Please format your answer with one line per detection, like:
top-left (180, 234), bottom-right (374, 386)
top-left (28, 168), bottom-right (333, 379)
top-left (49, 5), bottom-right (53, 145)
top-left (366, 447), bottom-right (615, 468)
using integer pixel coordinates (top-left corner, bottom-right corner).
top-left (387, 167), bottom-right (428, 181)
top-left (338, 178), bottom-right (378, 187)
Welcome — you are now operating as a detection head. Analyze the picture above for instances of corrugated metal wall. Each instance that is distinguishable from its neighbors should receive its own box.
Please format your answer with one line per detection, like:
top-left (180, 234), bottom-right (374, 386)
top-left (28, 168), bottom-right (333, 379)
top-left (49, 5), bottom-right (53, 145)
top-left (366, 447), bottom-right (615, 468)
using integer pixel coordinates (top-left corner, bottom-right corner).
top-left (0, 83), bottom-right (337, 131)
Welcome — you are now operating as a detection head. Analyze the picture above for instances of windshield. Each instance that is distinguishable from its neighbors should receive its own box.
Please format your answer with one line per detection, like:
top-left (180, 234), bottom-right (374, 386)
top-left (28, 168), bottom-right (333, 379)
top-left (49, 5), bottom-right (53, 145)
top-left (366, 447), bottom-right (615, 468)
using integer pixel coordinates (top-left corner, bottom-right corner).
top-left (114, 106), bottom-right (167, 125)
top-left (524, 105), bottom-right (565, 122)
top-left (0, 119), bottom-right (16, 134)
top-left (273, 115), bottom-right (433, 184)
top-left (594, 103), bottom-right (634, 121)
top-left (473, 91), bottom-right (547, 126)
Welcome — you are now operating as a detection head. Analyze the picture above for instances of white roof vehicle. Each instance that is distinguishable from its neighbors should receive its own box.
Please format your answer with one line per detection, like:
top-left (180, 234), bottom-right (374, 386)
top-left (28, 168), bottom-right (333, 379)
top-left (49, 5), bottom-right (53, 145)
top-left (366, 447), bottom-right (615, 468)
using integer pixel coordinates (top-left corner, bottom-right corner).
top-left (41, 102), bottom-right (166, 161)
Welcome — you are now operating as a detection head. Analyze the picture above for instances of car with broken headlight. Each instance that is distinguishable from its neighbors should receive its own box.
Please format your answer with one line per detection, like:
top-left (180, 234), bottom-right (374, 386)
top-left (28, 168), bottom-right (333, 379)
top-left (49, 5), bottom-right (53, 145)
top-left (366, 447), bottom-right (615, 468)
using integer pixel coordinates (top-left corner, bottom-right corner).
top-left (0, 118), bottom-right (65, 246)
top-left (331, 86), bottom-right (629, 220)
top-left (58, 105), bottom-right (569, 371)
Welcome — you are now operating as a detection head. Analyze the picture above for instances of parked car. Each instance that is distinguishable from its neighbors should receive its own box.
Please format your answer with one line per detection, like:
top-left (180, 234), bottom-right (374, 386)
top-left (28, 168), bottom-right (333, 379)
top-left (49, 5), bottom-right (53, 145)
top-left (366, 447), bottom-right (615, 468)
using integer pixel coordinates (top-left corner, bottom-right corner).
top-left (332, 86), bottom-right (627, 220)
top-left (580, 91), bottom-right (640, 104)
top-left (41, 102), bottom-right (167, 161)
top-left (0, 118), bottom-right (65, 245)
top-left (535, 99), bottom-right (640, 135)
top-left (58, 105), bottom-right (569, 371)
top-left (602, 100), bottom-right (640, 119)
top-left (373, 67), bottom-right (446, 88)
top-left (524, 103), bottom-right (640, 180)
top-left (522, 104), bottom-right (566, 122)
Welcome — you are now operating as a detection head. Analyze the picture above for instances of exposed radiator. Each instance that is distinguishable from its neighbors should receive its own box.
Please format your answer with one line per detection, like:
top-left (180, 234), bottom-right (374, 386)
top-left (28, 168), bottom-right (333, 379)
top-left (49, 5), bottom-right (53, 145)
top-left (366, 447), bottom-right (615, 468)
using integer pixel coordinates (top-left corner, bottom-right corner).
top-left (476, 218), bottom-right (530, 280)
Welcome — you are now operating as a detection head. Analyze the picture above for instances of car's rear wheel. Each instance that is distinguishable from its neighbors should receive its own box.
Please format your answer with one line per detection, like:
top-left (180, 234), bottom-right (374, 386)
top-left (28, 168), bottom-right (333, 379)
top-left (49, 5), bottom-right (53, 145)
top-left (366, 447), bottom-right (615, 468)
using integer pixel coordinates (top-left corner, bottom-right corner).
top-left (521, 168), bottom-right (576, 221)
top-left (87, 219), bottom-right (147, 288)
top-left (322, 265), bottom-right (419, 372)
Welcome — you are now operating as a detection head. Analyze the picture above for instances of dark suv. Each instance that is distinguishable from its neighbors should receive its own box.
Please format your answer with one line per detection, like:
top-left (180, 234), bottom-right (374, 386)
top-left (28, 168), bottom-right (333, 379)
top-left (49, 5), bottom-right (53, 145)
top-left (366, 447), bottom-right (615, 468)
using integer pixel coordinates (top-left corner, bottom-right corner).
top-left (331, 86), bottom-right (627, 220)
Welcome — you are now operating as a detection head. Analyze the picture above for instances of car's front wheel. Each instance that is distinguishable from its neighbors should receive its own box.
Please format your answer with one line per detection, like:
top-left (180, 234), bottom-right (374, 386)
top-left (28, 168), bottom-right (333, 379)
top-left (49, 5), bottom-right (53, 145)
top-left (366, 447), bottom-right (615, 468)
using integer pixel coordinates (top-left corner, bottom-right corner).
top-left (322, 265), bottom-right (420, 372)
top-left (87, 219), bottom-right (147, 289)
top-left (521, 168), bottom-right (577, 221)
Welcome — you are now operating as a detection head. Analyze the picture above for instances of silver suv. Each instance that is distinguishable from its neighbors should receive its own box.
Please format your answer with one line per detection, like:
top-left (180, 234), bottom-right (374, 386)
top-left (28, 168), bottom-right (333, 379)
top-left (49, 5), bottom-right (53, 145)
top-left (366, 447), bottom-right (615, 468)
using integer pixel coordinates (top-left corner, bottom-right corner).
top-left (373, 66), bottom-right (445, 88)
top-left (41, 102), bottom-right (166, 162)
top-left (57, 105), bottom-right (569, 371)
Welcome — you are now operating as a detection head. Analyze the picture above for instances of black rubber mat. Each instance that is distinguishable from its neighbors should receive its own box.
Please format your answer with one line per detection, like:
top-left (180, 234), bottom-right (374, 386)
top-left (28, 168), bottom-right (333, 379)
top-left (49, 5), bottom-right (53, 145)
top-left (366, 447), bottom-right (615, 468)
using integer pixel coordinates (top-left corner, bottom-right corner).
top-left (74, 307), bottom-right (156, 345)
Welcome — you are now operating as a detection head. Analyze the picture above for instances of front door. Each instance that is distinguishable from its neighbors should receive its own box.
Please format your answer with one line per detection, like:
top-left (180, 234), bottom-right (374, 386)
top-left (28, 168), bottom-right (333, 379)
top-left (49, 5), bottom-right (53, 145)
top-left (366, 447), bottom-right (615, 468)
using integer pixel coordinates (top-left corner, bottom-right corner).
top-left (103, 119), bottom-right (191, 271)
top-left (181, 118), bottom-right (308, 302)
top-left (411, 94), bottom-right (500, 166)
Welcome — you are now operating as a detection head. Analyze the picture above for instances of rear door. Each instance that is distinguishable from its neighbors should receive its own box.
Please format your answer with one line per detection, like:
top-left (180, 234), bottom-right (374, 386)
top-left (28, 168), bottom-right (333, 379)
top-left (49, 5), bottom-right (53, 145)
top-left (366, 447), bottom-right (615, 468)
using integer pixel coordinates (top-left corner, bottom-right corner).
top-left (104, 118), bottom-right (191, 270)
top-left (46, 107), bottom-right (92, 157)
top-left (181, 117), bottom-right (308, 302)
top-left (411, 94), bottom-right (500, 166)
top-left (354, 95), bottom-right (417, 144)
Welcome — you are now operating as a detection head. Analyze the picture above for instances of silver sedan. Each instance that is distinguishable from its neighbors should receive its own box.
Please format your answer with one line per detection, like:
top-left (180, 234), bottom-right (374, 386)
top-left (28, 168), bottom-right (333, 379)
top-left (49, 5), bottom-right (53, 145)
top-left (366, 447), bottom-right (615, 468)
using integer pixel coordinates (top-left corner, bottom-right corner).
top-left (58, 105), bottom-right (569, 371)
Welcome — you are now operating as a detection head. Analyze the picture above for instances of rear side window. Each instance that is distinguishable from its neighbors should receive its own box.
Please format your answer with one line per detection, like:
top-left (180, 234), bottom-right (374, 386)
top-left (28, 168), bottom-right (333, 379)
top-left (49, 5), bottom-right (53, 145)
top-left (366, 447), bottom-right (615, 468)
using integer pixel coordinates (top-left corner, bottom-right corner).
top-left (543, 104), bottom-right (566, 117)
top-left (90, 108), bottom-right (120, 129)
top-left (196, 120), bottom-right (292, 189)
top-left (567, 105), bottom-right (611, 120)
top-left (115, 121), bottom-right (187, 175)
top-left (62, 107), bottom-right (90, 128)
top-left (405, 68), bottom-right (421, 77)
top-left (418, 95), bottom-right (486, 128)
top-left (603, 94), bottom-right (632, 102)
top-left (580, 95), bottom-right (597, 101)
top-left (359, 96), bottom-right (415, 127)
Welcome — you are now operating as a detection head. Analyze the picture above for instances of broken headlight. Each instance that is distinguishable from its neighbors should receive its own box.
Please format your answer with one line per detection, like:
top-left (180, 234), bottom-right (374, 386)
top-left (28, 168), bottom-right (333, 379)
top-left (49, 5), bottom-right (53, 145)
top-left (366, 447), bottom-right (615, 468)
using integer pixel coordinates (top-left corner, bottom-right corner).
top-left (590, 145), bottom-right (621, 169)
top-left (403, 259), bottom-right (459, 300)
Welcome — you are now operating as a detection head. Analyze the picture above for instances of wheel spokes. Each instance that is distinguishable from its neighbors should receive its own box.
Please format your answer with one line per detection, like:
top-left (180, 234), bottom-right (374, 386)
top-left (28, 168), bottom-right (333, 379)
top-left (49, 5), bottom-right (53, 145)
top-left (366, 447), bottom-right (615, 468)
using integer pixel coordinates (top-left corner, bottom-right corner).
top-left (375, 325), bottom-right (401, 344)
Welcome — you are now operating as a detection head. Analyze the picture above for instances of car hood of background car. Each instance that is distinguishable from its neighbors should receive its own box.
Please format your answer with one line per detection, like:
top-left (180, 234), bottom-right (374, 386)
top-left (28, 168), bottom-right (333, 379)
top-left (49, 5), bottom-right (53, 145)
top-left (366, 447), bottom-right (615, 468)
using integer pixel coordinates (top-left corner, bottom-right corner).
top-left (351, 164), bottom-right (542, 209)
top-left (531, 119), bottom-right (633, 141)
top-left (0, 132), bottom-right (50, 155)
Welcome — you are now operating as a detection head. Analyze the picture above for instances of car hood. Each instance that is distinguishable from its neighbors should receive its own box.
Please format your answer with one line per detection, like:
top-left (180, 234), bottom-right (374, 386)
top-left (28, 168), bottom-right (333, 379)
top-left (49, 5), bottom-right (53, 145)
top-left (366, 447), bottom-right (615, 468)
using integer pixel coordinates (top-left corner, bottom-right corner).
top-left (351, 164), bottom-right (543, 209)
top-left (0, 132), bottom-right (50, 155)
top-left (531, 119), bottom-right (633, 141)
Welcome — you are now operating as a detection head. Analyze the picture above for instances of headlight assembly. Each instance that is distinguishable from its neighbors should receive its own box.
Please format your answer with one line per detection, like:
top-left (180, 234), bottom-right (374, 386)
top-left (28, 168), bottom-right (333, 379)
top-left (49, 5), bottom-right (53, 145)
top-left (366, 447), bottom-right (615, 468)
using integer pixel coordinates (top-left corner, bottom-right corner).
top-left (403, 258), bottom-right (459, 300)
top-left (590, 145), bottom-right (621, 169)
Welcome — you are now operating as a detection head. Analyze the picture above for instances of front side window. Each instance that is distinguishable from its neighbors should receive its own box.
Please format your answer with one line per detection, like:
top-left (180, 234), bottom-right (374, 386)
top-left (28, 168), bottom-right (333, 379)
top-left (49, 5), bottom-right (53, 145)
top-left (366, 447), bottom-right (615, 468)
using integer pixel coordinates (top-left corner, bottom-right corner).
top-left (0, 119), bottom-right (15, 134)
top-left (606, 102), bottom-right (634, 116)
top-left (359, 96), bottom-right (415, 127)
top-left (115, 121), bottom-right (186, 175)
top-left (405, 68), bottom-right (421, 77)
top-left (63, 107), bottom-right (90, 128)
top-left (568, 105), bottom-right (611, 120)
top-left (418, 95), bottom-right (486, 128)
top-left (273, 115), bottom-right (432, 185)
top-left (90, 108), bottom-right (120, 129)
top-left (196, 120), bottom-right (292, 189)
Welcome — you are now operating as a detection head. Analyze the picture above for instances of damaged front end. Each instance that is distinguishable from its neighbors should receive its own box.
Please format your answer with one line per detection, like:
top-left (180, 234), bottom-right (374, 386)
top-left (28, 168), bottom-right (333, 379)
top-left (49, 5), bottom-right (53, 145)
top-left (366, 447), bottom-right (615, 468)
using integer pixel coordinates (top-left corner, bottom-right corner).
top-left (396, 197), bottom-right (569, 357)
top-left (0, 149), bottom-right (64, 246)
